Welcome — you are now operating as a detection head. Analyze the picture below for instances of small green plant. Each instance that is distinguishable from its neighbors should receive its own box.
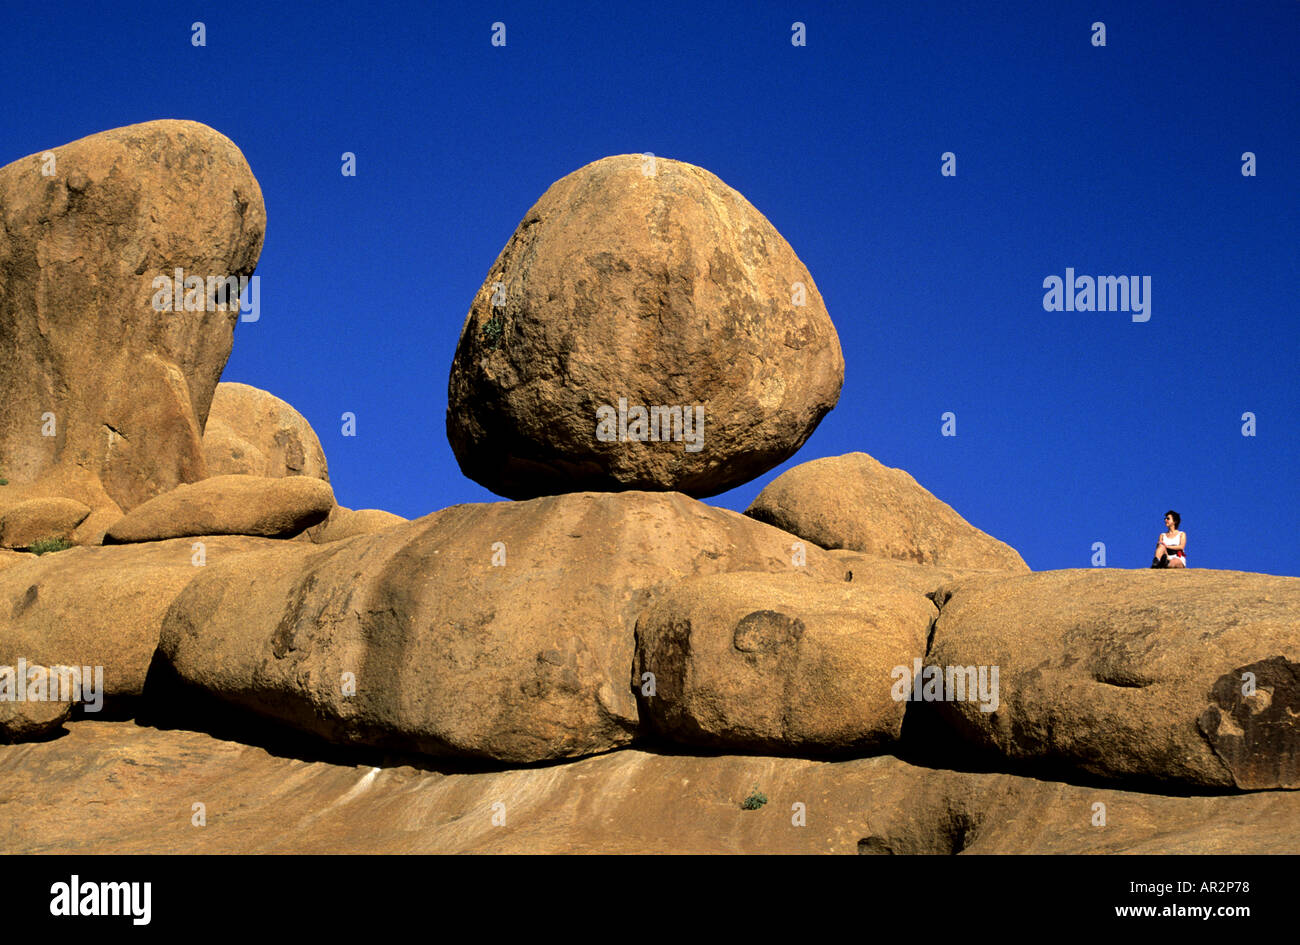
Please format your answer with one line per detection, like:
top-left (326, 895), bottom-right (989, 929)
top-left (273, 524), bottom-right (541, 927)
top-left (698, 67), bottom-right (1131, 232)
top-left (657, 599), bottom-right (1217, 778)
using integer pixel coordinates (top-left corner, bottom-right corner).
top-left (480, 311), bottom-right (505, 350)
top-left (28, 536), bottom-right (73, 556)
top-left (0, 467), bottom-right (8, 485)
top-left (740, 786), bottom-right (768, 810)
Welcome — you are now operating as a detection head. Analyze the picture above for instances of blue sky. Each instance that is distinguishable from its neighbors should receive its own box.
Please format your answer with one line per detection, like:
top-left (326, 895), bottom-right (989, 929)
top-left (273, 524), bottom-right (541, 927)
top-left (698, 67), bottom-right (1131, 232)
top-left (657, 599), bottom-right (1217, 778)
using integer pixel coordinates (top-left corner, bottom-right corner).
top-left (3, 1), bottom-right (1296, 574)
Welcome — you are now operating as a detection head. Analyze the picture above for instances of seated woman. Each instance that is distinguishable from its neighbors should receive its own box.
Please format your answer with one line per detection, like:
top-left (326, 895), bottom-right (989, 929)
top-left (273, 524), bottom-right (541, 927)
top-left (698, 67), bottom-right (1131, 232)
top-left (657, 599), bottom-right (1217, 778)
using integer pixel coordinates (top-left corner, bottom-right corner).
top-left (1151, 510), bottom-right (1187, 568)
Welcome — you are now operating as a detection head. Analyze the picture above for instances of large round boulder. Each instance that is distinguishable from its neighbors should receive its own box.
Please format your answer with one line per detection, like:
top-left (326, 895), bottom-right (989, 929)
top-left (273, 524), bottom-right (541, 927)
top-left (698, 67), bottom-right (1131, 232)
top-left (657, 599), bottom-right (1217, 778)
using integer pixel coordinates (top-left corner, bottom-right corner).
top-left (0, 120), bottom-right (266, 512)
top-left (446, 154), bottom-right (844, 499)
top-left (202, 382), bottom-right (329, 481)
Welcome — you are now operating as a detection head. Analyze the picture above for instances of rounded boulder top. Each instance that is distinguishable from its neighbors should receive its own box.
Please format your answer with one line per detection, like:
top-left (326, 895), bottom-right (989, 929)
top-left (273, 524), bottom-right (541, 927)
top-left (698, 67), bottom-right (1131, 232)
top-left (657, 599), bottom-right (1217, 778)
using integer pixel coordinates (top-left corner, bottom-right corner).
top-left (446, 153), bottom-right (844, 500)
top-left (0, 119), bottom-right (266, 512)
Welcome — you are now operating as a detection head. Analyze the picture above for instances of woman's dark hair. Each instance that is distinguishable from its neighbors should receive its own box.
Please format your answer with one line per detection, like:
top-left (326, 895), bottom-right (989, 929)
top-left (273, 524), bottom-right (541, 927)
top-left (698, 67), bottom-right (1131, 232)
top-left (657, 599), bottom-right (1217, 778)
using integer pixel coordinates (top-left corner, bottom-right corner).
top-left (1165, 510), bottom-right (1181, 529)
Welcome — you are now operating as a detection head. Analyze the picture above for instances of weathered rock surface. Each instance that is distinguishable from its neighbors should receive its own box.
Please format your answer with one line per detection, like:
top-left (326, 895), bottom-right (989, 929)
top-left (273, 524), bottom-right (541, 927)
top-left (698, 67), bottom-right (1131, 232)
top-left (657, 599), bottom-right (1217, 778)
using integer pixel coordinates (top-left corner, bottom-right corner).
top-left (830, 549), bottom-right (1005, 598)
top-left (926, 568), bottom-right (1300, 790)
top-left (747, 452), bottom-right (1029, 571)
top-left (0, 466), bottom-right (121, 527)
top-left (203, 382), bottom-right (329, 481)
top-left (2, 720), bottom-right (1296, 853)
top-left (447, 154), bottom-right (844, 500)
top-left (104, 474), bottom-right (333, 543)
top-left (0, 536), bottom-right (282, 704)
top-left (0, 679), bottom-right (72, 743)
top-left (0, 549), bottom-right (31, 572)
top-left (69, 504), bottom-right (124, 547)
top-left (635, 571), bottom-right (934, 753)
top-left (160, 491), bottom-right (843, 764)
top-left (0, 497), bottom-right (89, 549)
top-left (0, 119), bottom-right (266, 512)
top-left (297, 506), bottom-right (407, 544)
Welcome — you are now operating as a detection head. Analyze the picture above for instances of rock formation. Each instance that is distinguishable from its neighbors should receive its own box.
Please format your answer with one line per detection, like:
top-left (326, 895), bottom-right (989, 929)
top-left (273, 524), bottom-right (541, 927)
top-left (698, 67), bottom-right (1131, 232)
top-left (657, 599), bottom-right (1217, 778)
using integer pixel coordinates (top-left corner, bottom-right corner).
top-left (0, 537), bottom-right (281, 705)
top-left (0, 126), bottom-right (1294, 856)
top-left (747, 451), bottom-right (1029, 571)
top-left (297, 506), bottom-right (407, 544)
top-left (446, 154), bottom-right (844, 500)
top-left (0, 673), bottom-right (72, 743)
top-left (203, 382), bottom-right (329, 481)
top-left (103, 474), bottom-right (334, 543)
top-left (158, 491), bottom-right (846, 764)
top-left (634, 571), bottom-right (935, 754)
top-left (0, 120), bottom-right (266, 513)
top-left (0, 497), bottom-right (90, 550)
top-left (925, 569), bottom-right (1300, 790)
top-left (4, 721), bottom-right (1298, 853)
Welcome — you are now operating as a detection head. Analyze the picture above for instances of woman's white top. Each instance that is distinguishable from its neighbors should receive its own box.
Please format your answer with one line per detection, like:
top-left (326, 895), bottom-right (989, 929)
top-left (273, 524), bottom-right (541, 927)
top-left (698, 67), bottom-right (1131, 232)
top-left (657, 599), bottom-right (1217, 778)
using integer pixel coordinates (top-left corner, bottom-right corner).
top-left (1161, 531), bottom-right (1184, 547)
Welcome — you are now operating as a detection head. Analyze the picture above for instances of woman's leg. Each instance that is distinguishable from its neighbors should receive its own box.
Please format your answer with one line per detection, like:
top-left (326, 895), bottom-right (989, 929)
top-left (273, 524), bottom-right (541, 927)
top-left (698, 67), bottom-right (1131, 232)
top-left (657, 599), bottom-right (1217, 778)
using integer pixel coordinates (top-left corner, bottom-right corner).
top-left (1169, 556), bottom-right (1186, 568)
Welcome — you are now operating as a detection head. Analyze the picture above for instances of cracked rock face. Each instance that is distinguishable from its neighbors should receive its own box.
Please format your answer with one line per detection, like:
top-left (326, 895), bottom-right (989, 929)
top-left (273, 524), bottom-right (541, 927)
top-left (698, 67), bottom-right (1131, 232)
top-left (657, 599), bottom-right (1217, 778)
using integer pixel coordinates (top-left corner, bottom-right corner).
top-left (446, 154), bottom-right (844, 500)
top-left (0, 120), bottom-right (266, 512)
top-left (1198, 656), bottom-right (1300, 790)
top-left (923, 569), bottom-right (1300, 790)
